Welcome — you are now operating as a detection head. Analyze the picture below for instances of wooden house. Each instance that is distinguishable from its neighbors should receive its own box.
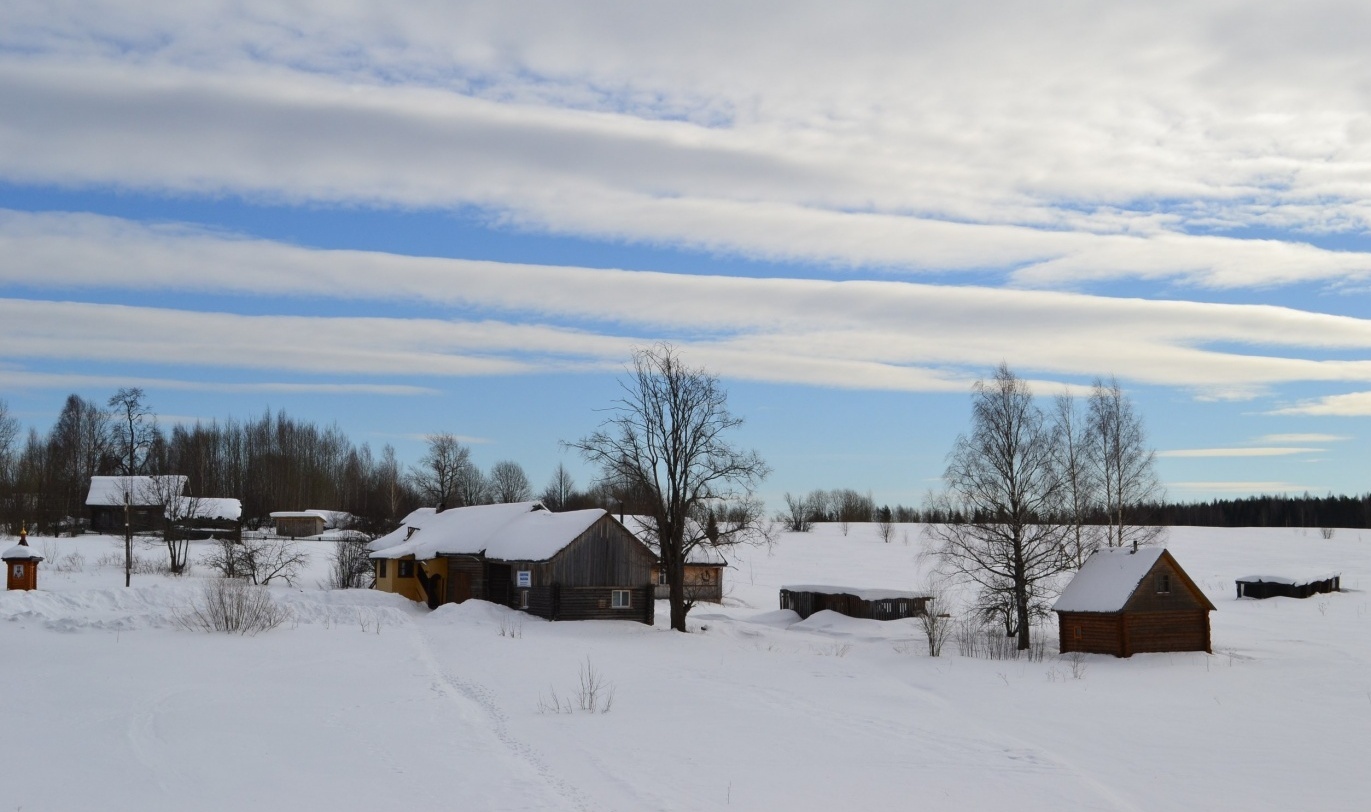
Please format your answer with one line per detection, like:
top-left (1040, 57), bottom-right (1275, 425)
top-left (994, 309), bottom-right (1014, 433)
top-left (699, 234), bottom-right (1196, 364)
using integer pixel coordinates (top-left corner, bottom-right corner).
top-left (1054, 547), bottom-right (1215, 658)
top-left (779, 585), bottom-right (931, 621)
top-left (368, 502), bottom-right (657, 623)
top-left (168, 497), bottom-right (243, 542)
top-left (624, 516), bottom-right (728, 604)
top-left (86, 476), bottom-right (188, 534)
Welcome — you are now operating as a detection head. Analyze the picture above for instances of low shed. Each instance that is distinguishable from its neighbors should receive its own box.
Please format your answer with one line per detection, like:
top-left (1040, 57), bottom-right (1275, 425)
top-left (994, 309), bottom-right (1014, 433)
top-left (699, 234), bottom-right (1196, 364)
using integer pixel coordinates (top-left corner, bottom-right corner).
top-left (780, 585), bottom-right (930, 621)
top-left (1055, 547), bottom-right (1215, 658)
top-left (1236, 574), bottom-right (1340, 600)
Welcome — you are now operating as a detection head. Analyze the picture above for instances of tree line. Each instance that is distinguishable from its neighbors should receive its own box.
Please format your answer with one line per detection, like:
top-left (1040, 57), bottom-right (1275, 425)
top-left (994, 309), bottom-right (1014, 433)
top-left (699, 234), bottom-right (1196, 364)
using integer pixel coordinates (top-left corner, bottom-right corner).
top-left (0, 391), bottom-right (621, 536)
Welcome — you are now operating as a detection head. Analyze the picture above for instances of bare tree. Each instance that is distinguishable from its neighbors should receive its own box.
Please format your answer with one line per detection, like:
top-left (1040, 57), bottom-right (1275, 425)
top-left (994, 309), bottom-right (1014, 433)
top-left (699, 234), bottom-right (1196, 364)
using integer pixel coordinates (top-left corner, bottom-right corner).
top-left (876, 505), bottom-right (895, 543)
top-left (540, 462), bottom-right (577, 510)
top-left (107, 388), bottom-right (157, 476)
top-left (0, 399), bottom-right (18, 486)
top-left (453, 463), bottom-right (490, 507)
top-left (1054, 392), bottom-right (1103, 567)
top-left (925, 364), bottom-right (1070, 651)
top-left (779, 492), bottom-right (813, 532)
top-left (488, 460), bottom-right (533, 503)
top-left (141, 475), bottom-right (194, 574)
top-left (569, 343), bottom-right (770, 632)
top-left (1088, 377), bottom-right (1164, 550)
top-left (408, 433), bottom-right (472, 511)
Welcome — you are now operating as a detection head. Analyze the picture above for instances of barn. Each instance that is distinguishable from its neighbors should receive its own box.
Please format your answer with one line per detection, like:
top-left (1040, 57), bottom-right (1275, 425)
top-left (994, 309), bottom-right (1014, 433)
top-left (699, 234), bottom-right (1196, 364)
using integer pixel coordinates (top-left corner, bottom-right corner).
top-left (1055, 547), bottom-right (1215, 658)
top-left (779, 585), bottom-right (931, 621)
top-left (368, 502), bottom-right (658, 623)
top-left (86, 475), bottom-right (188, 534)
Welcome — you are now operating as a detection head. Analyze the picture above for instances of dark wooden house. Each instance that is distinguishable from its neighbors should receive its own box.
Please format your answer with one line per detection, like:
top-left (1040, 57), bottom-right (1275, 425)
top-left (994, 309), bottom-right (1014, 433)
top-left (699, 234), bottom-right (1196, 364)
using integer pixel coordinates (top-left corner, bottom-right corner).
top-left (625, 516), bottom-right (728, 604)
top-left (86, 476), bottom-right (188, 534)
top-left (1055, 547), bottom-right (1215, 658)
top-left (779, 585), bottom-right (931, 621)
top-left (1235, 574), bottom-right (1340, 600)
top-left (369, 502), bottom-right (657, 624)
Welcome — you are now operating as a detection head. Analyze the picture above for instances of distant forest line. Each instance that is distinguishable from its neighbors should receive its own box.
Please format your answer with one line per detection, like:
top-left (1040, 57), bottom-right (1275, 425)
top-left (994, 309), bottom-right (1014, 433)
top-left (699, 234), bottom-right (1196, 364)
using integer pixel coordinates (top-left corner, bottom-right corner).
top-left (2, 395), bottom-right (1368, 534)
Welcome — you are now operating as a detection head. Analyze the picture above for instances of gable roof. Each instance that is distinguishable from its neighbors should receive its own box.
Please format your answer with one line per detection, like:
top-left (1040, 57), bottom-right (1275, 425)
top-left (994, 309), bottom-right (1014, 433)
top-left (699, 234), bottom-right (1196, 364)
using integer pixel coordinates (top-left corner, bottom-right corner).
top-left (1052, 546), bottom-right (1167, 613)
top-left (367, 501), bottom-right (622, 563)
top-left (86, 476), bottom-right (188, 507)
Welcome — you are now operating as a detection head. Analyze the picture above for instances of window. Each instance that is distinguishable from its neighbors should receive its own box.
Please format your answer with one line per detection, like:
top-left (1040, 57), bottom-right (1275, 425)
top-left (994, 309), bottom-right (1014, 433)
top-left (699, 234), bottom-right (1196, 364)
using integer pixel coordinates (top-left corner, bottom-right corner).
top-left (398, 560), bottom-right (415, 578)
top-left (656, 569), bottom-right (667, 586)
top-left (612, 589), bottom-right (631, 609)
top-left (520, 590), bottom-right (530, 609)
top-left (701, 569), bottom-right (712, 583)
top-left (376, 560), bottom-right (387, 578)
top-left (1074, 626), bottom-right (1082, 639)
top-left (1156, 573), bottom-right (1172, 595)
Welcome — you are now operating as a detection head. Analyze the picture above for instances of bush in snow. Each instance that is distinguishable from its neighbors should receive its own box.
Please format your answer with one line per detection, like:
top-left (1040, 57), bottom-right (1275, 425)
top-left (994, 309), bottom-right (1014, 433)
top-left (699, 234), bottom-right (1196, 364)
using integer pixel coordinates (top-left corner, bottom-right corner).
top-left (202, 537), bottom-right (307, 585)
top-left (176, 577), bottom-right (289, 635)
top-left (323, 537), bottom-right (374, 590)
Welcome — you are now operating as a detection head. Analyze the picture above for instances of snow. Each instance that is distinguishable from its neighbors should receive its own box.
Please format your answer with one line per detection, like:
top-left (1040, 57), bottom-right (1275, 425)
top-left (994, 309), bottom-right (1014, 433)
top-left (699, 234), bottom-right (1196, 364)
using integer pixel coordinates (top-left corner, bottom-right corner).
top-left (3, 523), bottom-right (1370, 810)
top-left (781, 584), bottom-right (925, 601)
top-left (2, 544), bottom-right (43, 560)
top-left (86, 475), bottom-right (188, 506)
top-left (167, 496), bottom-right (242, 522)
top-left (1051, 545), bottom-right (1167, 612)
top-left (368, 502), bottom-right (614, 563)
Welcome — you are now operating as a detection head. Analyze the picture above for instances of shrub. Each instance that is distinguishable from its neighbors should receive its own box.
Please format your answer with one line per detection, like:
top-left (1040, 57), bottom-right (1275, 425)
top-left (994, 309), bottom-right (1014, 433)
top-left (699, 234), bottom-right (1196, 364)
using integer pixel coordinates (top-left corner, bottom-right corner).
top-left (176, 578), bottom-right (289, 635)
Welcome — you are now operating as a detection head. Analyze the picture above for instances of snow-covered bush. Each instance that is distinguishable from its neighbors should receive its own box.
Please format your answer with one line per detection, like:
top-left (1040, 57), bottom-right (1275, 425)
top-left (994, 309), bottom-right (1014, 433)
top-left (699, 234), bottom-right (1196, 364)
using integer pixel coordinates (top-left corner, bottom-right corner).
top-left (176, 577), bottom-right (289, 635)
top-left (323, 538), bottom-right (374, 590)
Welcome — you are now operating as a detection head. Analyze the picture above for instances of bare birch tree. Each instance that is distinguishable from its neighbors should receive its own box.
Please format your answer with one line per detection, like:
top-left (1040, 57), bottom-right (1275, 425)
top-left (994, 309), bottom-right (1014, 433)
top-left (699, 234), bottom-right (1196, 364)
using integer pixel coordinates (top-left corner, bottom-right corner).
top-left (925, 364), bottom-right (1070, 650)
top-left (1054, 391), bottom-right (1103, 567)
top-left (1087, 377), bottom-right (1164, 550)
top-left (569, 343), bottom-right (770, 632)
top-left (540, 462), bottom-right (577, 510)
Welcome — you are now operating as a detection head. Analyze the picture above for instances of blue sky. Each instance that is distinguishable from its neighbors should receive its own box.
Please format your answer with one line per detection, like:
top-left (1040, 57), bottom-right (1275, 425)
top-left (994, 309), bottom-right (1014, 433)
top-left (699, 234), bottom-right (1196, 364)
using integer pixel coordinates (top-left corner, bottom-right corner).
top-left (3, 1), bottom-right (1371, 508)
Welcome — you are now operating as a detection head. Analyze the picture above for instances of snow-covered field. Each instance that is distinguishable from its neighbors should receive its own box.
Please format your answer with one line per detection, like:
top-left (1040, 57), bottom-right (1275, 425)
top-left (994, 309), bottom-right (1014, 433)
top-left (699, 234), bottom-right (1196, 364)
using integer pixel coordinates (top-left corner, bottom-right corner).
top-left (3, 525), bottom-right (1368, 811)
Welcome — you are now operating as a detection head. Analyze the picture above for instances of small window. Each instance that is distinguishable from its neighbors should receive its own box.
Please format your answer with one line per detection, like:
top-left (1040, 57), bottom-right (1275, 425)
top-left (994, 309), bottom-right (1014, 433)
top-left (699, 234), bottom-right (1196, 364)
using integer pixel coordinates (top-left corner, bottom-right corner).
top-left (12, 564), bottom-right (24, 578)
top-left (520, 590), bottom-right (530, 609)
top-left (656, 569), bottom-right (667, 586)
top-left (701, 570), bottom-right (712, 583)
top-left (1074, 626), bottom-right (1082, 639)
top-left (376, 560), bottom-right (387, 578)
top-left (1156, 573), bottom-right (1172, 595)
top-left (398, 560), bottom-right (415, 578)
top-left (612, 589), bottom-right (631, 609)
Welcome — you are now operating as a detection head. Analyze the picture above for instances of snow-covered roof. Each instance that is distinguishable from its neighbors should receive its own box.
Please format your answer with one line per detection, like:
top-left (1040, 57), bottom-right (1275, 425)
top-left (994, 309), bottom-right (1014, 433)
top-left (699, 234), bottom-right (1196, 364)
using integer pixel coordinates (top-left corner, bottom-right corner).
top-left (781, 585), bottom-right (926, 601)
top-left (86, 476), bottom-right (187, 507)
top-left (368, 502), bottom-right (619, 563)
top-left (2, 544), bottom-right (43, 561)
top-left (168, 497), bottom-right (242, 522)
top-left (269, 509), bottom-right (351, 528)
top-left (623, 515), bottom-right (730, 566)
top-left (1053, 546), bottom-right (1167, 613)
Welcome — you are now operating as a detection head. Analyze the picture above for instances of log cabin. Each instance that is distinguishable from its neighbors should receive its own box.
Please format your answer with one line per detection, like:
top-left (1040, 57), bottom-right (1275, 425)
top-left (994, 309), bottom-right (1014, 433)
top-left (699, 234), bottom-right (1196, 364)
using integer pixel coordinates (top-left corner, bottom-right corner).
top-left (623, 516), bottom-right (728, 604)
top-left (86, 475), bottom-right (188, 534)
top-left (368, 502), bottom-right (657, 623)
top-left (1054, 547), bottom-right (1215, 658)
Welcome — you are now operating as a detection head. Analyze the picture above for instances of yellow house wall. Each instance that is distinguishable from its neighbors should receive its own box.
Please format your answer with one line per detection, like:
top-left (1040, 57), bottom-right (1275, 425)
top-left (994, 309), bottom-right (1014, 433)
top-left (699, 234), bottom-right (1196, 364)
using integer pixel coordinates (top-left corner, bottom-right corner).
top-left (373, 556), bottom-right (449, 604)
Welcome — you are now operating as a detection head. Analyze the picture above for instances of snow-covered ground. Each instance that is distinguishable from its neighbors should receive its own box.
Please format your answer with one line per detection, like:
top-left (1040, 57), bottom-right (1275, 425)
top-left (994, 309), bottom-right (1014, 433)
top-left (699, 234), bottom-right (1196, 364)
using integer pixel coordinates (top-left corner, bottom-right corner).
top-left (2, 525), bottom-right (1368, 811)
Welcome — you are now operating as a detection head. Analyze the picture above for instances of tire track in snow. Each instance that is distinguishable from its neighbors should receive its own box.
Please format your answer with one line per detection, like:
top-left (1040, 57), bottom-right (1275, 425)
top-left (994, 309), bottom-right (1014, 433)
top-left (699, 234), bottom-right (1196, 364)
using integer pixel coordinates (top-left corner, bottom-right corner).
top-left (407, 625), bottom-right (597, 812)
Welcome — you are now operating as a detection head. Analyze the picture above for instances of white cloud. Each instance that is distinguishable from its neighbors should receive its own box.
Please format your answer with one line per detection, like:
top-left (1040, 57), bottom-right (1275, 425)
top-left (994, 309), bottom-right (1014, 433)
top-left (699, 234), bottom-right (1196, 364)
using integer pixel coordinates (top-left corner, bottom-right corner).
top-left (0, 368), bottom-right (435, 396)
top-left (1167, 481), bottom-right (1324, 494)
top-left (1158, 447), bottom-right (1324, 458)
top-left (1255, 433), bottom-right (1352, 443)
top-left (3, 2), bottom-right (1371, 287)
top-left (1269, 392), bottom-right (1371, 416)
top-left (7, 212), bottom-right (1371, 393)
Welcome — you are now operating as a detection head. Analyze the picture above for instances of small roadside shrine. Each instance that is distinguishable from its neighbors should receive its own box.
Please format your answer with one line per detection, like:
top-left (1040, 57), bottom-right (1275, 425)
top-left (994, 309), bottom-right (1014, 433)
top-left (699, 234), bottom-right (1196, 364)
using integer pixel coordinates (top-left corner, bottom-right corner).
top-left (3, 526), bottom-right (43, 591)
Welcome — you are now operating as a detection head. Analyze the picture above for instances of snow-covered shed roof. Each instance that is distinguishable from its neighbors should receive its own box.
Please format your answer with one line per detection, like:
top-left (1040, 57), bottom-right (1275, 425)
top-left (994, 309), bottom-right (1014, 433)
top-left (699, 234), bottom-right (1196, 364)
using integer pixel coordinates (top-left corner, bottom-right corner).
top-left (86, 476), bottom-right (188, 507)
top-left (781, 585), bottom-right (925, 601)
top-left (623, 515), bottom-right (729, 566)
top-left (269, 509), bottom-right (351, 528)
top-left (168, 497), bottom-right (243, 522)
top-left (2, 544), bottom-right (43, 561)
top-left (1053, 546), bottom-right (1167, 613)
top-left (368, 502), bottom-right (620, 563)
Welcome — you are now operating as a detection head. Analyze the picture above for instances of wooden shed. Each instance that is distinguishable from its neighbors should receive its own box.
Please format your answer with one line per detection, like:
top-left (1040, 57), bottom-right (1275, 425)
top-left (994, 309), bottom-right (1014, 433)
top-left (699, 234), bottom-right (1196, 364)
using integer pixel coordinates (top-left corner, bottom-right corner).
top-left (1235, 574), bottom-right (1340, 600)
top-left (269, 511), bottom-right (328, 538)
top-left (368, 502), bottom-right (657, 624)
top-left (1055, 547), bottom-right (1215, 658)
top-left (779, 585), bottom-right (930, 621)
top-left (624, 516), bottom-right (728, 604)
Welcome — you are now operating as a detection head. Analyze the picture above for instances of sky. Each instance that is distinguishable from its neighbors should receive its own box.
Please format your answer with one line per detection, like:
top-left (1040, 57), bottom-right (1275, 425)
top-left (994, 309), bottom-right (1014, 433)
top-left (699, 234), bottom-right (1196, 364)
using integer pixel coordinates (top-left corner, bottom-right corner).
top-left (3, 1), bottom-right (1371, 508)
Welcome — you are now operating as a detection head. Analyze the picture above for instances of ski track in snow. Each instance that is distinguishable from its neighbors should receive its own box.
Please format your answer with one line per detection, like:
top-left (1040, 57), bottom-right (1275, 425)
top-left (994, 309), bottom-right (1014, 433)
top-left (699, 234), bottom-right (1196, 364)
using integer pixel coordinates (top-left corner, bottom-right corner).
top-left (406, 624), bottom-right (601, 812)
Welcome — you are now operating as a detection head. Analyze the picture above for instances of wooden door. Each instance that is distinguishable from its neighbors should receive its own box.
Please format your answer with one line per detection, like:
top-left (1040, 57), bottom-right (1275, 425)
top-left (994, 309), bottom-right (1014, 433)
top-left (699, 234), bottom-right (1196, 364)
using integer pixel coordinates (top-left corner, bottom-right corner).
top-left (451, 570), bottom-right (472, 603)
